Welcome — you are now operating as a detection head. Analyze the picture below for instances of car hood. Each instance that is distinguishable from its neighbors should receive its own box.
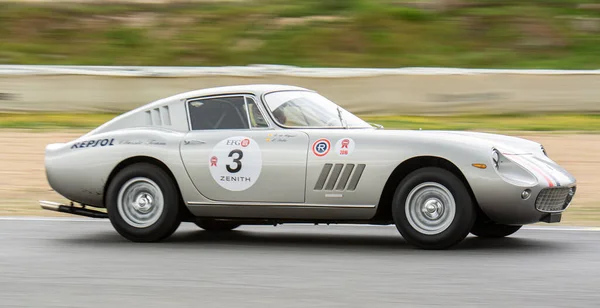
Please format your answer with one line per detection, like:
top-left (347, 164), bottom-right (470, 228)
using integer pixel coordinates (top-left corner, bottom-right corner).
top-left (367, 129), bottom-right (542, 155)
top-left (423, 131), bottom-right (541, 154)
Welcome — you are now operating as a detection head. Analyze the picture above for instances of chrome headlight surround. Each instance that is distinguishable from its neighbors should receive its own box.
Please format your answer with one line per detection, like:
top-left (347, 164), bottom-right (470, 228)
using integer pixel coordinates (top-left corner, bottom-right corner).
top-left (491, 148), bottom-right (500, 169)
top-left (490, 147), bottom-right (537, 186)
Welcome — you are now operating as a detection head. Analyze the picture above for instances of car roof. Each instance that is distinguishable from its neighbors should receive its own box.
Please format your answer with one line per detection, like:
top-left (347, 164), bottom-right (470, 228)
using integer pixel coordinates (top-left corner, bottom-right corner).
top-left (160, 84), bottom-right (311, 103)
top-left (85, 84), bottom-right (314, 136)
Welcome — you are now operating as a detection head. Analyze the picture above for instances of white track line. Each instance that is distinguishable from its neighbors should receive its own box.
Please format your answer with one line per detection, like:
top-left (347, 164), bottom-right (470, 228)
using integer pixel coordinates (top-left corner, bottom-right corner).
top-left (0, 216), bottom-right (103, 222)
top-left (1, 216), bottom-right (600, 232)
top-left (522, 226), bottom-right (600, 232)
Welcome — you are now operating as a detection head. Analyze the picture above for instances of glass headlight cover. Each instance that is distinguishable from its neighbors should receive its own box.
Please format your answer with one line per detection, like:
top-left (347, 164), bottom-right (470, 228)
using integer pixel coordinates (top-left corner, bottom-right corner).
top-left (491, 148), bottom-right (537, 186)
top-left (491, 149), bottom-right (500, 169)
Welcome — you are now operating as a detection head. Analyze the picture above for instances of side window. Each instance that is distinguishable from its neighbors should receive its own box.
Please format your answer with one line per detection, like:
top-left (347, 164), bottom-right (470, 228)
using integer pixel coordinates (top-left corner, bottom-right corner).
top-left (245, 97), bottom-right (269, 128)
top-left (188, 96), bottom-right (249, 130)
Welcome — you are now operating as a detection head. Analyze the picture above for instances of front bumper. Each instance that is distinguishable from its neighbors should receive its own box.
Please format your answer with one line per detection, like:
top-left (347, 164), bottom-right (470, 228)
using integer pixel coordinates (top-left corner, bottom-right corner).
top-left (474, 183), bottom-right (576, 225)
top-left (469, 152), bottom-right (576, 225)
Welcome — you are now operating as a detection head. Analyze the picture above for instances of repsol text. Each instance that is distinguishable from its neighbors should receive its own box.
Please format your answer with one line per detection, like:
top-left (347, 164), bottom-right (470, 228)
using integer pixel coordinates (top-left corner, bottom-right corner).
top-left (71, 138), bottom-right (115, 149)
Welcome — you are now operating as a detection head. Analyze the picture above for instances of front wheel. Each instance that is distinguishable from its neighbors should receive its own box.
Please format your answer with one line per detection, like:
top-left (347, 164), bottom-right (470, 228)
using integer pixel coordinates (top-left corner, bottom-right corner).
top-left (106, 163), bottom-right (181, 242)
top-left (392, 167), bottom-right (476, 250)
top-left (471, 221), bottom-right (522, 238)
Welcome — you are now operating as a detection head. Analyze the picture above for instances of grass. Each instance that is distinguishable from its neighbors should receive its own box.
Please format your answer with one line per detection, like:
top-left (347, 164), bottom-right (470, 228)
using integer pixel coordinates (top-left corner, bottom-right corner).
top-left (0, 0), bottom-right (599, 68)
top-left (2, 112), bottom-right (600, 131)
top-left (364, 114), bottom-right (600, 131)
top-left (0, 113), bottom-right (116, 129)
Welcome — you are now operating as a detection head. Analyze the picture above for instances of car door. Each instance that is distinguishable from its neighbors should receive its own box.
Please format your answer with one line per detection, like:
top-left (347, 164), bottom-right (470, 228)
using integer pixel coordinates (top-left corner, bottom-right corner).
top-left (179, 94), bottom-right (309, 203)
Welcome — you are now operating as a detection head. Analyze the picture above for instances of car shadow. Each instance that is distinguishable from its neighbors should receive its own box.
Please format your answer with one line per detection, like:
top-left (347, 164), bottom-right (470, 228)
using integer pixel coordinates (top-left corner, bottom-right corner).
top-left (169, 229), bottom-right (562, 252)
top-left (60, 226), bottom-right (566, 253)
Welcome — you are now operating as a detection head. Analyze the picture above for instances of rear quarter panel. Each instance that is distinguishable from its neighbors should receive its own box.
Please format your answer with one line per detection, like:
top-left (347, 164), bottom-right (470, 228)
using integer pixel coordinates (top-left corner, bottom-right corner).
top-left (45, 128), bottom-right (202, 207)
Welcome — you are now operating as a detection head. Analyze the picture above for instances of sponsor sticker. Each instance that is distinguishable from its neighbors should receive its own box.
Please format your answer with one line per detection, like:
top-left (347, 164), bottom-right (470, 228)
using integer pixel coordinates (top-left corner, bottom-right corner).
top-left (312, 138), bottom-right (331, 157)
top-left (119, 139), bottom-right (166, 146)
top-left (209, 136), bottom-right (262, 191)
top-left (71, 138), bottom-right (115, 149)
top-left (335, 138), bottom-right (355, 156)
top-left (265, 133), bottom-right (297, 143)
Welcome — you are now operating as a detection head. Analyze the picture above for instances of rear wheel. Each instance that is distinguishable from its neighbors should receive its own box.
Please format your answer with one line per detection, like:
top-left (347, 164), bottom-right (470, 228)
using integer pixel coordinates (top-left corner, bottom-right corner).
top-left (106, 163), bottom-right (181, 242)
top-left (471, 221), bottom-right (522, 238)
top-left (392, 167), bottom-right (476, 250)
top-left (195, 219), bottom-right (240, 231)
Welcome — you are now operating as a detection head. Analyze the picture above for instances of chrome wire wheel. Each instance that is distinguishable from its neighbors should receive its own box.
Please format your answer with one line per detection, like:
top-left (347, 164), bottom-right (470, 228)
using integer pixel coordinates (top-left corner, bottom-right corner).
top-left (117, 177), bottom-right (164, 228)
top-left (405, 182), bottom-right (456, 235)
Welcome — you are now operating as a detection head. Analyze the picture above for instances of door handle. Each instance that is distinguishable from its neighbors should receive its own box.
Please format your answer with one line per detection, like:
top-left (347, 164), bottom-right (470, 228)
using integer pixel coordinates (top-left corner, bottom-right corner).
top-left (183, 139), bottom-right (206, 145)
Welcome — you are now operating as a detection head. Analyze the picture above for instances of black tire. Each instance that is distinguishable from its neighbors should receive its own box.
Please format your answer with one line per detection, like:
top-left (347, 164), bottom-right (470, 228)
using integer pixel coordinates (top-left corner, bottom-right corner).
top-left (471, 221), bottom-right (522, 238)
top-left (106, 163), bottom-right (181, 242)
top-left (195, 219), bottom-right (241, 231)
top-left (392, 167), bottom-right (476, 250)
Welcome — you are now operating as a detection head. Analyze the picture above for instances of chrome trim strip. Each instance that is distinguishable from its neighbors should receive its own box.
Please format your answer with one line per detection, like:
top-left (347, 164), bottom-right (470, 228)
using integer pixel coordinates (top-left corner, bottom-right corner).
top-left (187, 201), bottom-right (375, 209)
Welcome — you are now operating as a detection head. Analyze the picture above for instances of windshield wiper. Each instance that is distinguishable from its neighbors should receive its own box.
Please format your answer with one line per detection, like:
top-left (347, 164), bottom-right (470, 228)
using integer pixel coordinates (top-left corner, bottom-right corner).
top-left (337, 106), bottom-right (348, 129)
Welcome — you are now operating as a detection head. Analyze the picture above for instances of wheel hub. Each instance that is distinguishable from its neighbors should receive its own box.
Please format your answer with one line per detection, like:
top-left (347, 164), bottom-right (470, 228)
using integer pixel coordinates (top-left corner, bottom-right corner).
top-left (133, 193), bottom-right (154, 213)
top-left (117, 177), bottom-right (164, 228)
top-left (421, 198), bottom-right (444, 219)
top-left (405, 182), bottom-right (456, 235)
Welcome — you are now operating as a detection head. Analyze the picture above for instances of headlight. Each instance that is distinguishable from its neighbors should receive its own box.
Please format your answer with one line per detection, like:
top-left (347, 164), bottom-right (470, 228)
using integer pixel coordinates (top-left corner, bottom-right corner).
top-left (491, 148), bottom-right (537, 186)
top-left (491, 149), bottom-right (500, 169)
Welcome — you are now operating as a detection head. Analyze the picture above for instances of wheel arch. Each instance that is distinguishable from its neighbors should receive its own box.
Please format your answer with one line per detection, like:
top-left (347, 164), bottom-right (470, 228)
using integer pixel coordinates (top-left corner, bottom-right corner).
top-left (372, 156), bottom-right (483, 221)
top-left (103, 155), bottom-right (193, 220)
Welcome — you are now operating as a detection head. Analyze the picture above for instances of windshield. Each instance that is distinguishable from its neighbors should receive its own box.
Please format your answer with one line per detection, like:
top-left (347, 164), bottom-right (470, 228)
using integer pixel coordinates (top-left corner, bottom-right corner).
top-left (263, 91), bottom-right (372, 128)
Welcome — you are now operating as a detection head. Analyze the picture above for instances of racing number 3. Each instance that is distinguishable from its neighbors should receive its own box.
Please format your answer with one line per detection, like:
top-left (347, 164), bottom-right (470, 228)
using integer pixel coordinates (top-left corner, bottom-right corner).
top-left (226, 149), bottom-right (243, 173)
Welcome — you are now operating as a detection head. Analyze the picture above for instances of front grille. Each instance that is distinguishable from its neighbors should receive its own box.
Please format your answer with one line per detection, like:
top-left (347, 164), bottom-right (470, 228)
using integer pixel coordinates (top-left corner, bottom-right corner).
top-left (535, 187), bottom-right (574, 212)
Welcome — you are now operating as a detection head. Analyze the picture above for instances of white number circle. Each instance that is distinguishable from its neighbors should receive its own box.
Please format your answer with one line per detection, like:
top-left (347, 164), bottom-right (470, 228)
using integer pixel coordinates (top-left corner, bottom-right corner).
top-left (208, 136), bottom-right (262, 191)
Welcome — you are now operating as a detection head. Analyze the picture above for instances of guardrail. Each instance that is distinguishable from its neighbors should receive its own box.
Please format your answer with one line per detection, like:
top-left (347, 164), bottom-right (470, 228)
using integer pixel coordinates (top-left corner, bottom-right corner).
top-left (1, 65), bottom-right (599, 114)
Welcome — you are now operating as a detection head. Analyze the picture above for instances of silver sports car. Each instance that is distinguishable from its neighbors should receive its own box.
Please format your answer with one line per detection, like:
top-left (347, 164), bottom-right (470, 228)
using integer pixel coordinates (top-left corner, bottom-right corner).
top-left (40, 84), bottom-right (577, 249)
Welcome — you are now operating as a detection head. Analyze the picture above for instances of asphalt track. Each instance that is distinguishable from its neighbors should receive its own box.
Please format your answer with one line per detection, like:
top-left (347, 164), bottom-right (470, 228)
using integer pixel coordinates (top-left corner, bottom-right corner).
top-left (2, 218), bottom-right (600, 308)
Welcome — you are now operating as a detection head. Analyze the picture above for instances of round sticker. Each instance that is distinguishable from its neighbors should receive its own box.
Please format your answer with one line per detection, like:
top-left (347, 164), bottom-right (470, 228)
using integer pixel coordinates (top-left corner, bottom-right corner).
top-left (312, 138), bottom-right (331, 157)
top-left (335, 138), bottom-right (355, 156)
top-left (209, 136), bottom-right (262, 191)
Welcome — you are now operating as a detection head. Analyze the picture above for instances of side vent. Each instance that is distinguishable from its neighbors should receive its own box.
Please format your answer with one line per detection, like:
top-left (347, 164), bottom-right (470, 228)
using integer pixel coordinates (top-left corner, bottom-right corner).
top-left (161, 106), bottom-right (172, 125)
top-left (314, 163), bottom-right (365, 191)
top-left (145, 106), bottom-right (172, 126)
top-left (346, 164), bottom-right (365, 191)
top-left (145, 110), bottom-right (152, 125)
top-left (314, 163), bottom-right (332, 190)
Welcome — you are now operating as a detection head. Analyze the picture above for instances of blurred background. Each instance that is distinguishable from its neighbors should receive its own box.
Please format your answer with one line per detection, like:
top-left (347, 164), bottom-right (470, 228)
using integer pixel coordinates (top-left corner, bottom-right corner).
top-left (0, 0), bottom-right (599, 223)
top-left (1, 0), bottom-right (599, 67)
top-left (1, 2), bottom-right (600, 307)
